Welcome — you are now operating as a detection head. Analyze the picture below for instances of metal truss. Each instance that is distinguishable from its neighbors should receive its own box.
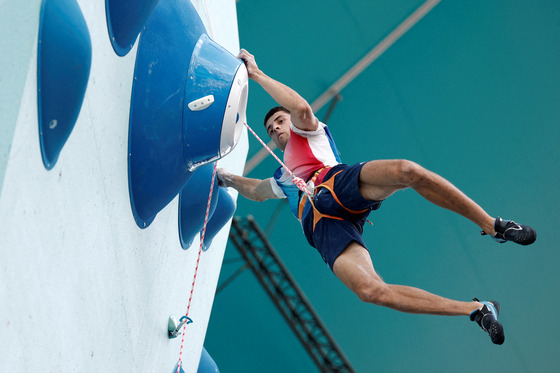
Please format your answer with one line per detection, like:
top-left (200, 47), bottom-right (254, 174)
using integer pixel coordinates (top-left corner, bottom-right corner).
top-left (229, 216), bottom-right (355, 373)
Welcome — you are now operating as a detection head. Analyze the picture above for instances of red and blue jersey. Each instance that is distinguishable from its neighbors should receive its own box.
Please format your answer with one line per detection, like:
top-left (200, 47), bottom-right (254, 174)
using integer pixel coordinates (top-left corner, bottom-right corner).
top-left (270, 122), bottom-right (341, 217)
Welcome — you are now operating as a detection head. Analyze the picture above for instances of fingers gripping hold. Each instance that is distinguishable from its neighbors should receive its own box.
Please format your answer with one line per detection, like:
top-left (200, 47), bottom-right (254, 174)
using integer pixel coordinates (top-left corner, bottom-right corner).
top-left (216, 168), bottom-right (233, 187)
top-left (237, 48), bottom-right (258, 78)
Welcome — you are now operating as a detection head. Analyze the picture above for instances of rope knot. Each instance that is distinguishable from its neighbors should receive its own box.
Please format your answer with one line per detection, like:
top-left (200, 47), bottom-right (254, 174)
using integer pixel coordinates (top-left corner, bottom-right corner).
top-left (292, 176), bottom-right (312, 196)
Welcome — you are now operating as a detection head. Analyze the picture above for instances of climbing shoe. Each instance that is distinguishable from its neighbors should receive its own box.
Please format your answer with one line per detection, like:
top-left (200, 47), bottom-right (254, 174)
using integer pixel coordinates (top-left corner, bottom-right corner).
top-left (470, 298), bottom-right (505, 345)
top-left (481, 217), bottom-right (536, 245)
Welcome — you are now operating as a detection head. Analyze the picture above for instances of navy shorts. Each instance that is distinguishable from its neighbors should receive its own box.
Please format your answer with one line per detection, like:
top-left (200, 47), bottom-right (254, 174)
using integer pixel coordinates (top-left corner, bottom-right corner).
top-left (300, 162), bottom-right (382, 271)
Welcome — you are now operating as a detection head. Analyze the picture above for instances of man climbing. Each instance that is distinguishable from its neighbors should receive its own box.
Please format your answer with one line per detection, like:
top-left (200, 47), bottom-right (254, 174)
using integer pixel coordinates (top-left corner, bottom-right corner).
top-left (217, 49), bottom-right (536, 345)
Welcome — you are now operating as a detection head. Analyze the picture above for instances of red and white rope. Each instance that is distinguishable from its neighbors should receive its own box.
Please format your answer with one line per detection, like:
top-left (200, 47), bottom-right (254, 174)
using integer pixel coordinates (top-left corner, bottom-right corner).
top-left (176, 160), bottom-right (218, 373)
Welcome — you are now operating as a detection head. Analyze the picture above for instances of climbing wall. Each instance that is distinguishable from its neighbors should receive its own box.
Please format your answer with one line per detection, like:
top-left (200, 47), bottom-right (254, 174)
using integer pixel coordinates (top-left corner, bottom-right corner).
top-left (0, 0), bottom-right (246, 371)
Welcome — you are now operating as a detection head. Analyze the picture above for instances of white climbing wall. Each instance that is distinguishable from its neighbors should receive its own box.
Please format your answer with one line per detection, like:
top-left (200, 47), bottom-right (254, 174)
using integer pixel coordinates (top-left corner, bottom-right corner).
top-left (0, 0), bottom-right (246, 371)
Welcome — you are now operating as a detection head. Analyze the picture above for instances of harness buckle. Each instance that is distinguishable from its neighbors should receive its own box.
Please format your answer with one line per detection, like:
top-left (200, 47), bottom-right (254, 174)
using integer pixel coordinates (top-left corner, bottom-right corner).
top-left (306, 180), bottom-right (315, 199)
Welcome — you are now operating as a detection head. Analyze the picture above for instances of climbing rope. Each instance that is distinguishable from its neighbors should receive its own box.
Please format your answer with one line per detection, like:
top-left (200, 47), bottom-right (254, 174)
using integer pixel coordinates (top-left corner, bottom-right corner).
top-left (243, 122), bottom-right (313, 197)
top-left (176, 160), bottom-right (218, 373)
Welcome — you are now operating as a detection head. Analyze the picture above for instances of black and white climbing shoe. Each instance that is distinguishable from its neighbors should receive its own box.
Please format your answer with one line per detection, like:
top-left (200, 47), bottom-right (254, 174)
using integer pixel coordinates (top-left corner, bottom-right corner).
top-left (481, 217), bottom-right (536, 245)
top-left (470, 298), bottom-right (505, 345)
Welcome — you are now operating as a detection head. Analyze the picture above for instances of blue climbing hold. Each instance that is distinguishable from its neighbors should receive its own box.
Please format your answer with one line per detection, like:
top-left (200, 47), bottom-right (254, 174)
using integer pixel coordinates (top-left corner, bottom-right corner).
top-left (182, 33), bottom-right (248, 171)
top-left (197, 347), bottom-right (220, 373)
top-left (37, 0), bottom-right (91, 170)
top-left (178, 163), bottom-right (219, 249)
top-left (202, 187), bottom-right (236, 251)
top-left (105, 0), bottom-right (160, 56)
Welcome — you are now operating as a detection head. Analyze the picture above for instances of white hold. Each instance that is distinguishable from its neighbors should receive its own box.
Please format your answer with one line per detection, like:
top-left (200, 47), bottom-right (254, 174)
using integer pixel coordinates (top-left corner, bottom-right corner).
top-left (188, 95), bottom-right (214, 111)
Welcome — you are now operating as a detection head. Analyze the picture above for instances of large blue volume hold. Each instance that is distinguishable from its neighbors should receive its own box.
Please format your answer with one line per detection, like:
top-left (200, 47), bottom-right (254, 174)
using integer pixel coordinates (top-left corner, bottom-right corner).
top-left (105, 0), bottom-right (160, 56)
top-left (37, 0), bottom-right (91, 170)
top-left (128, 0), bottom-right (207, 228)
top-left (128, 0), bottom-right (246, 229)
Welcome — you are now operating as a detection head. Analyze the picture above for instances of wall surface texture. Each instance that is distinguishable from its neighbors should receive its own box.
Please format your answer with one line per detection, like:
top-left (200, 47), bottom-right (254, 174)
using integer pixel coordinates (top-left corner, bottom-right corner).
top-left (0, 0), bottom-right (246, 371)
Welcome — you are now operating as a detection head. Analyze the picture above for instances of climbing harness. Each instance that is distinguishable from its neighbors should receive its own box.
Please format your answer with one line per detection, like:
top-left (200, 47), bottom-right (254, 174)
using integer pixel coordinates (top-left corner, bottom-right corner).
top-left (175, 160), bottom-right (218, 373)
top-left (298, 169), bottom-right (371, 232)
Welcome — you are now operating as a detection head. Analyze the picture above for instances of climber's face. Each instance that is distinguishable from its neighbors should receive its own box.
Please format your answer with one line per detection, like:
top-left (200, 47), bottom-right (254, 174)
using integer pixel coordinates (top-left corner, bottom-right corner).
top-left (265, 111), bottom-right (291, 150)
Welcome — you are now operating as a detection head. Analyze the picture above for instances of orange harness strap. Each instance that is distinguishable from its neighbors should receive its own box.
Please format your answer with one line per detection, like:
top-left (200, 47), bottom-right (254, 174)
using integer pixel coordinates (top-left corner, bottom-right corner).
top-left (298, 169), bottom-right (371, 232)
top-left (298, 193), bottom-right (344, 232)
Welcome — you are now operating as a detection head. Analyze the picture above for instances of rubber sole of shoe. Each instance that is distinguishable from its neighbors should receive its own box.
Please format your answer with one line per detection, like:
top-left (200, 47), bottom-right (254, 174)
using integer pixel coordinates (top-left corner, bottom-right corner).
top-left (489, 320), bottom-right (505, 345)
top-left (505, 225), bottom-right (536, 246)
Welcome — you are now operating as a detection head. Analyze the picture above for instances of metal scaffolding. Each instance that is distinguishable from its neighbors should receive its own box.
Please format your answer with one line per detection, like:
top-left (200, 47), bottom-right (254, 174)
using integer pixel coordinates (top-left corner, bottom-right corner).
top-left (229, 215), bottom-right (355, 373)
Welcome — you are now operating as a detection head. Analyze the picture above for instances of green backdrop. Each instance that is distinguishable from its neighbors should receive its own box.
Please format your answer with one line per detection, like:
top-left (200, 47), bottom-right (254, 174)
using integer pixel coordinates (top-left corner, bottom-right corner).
top-left (207, 1), bottom-right (560, 372)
